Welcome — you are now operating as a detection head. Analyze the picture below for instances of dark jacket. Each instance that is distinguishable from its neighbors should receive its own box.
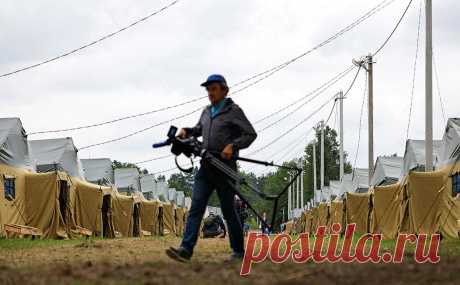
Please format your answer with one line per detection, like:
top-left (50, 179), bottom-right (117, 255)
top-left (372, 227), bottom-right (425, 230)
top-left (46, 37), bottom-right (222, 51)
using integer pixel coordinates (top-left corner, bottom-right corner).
top-left (185, 98), bottom-right (257, 156)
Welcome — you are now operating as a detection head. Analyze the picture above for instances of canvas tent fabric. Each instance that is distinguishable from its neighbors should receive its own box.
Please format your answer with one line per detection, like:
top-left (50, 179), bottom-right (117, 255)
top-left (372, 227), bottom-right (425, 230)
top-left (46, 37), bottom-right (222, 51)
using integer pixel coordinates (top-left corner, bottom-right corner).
top-left (317, 203), bottom-right (329, 228)
top-left (372, 182), bottom-right (405, 239)
top-left (138, 197), bottom-right (161, 235)
top-left (111, 192), bottom-right (134, 237)
top-left (439, 118), bottom-right (460, 167)
top-left (29, 138), bottom-right (85, 179)
top-left (0, 164), bottom-right (29, 236)
top-left (81, 158), bottom-right (113, 185)
top-left (304, 210), bottom-right (313, 233)
top-left (346, 192), bottom-right (372, 234)
top-left (184, 197), bottom-right (192, 209)
top-left (71, 178), bottom-right (115, 237)
top-left (175, 207), bottom-right (186, 236)
top-left (161, 202), bottom-right (176, 235)
top-left (403, 139), bottom-right (442, 176)
top-left (372, 156), bottom-right (403, 186)
top-left (329, 200), bottom-right (345, 232)
top-left (0, 118), bottom-right (32, 169)
top-left (406, 163), bottom-right (460, 238)
top-left (24, 171), bottom-right (73, 239)
top-left (114, 168), bottom-right (140, 193)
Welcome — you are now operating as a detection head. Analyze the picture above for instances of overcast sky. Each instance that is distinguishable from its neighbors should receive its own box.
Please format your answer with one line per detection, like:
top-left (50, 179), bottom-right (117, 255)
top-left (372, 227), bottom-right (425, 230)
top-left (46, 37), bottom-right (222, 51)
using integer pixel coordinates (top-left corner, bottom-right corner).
top-left (1, 0), bottom-right (459, 177)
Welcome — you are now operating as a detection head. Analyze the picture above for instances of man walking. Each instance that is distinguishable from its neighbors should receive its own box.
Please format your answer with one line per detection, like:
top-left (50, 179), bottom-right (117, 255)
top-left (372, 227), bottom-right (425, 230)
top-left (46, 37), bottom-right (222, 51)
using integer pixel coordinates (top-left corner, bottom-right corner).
top-left (166, 74), bottom-right (257, 262)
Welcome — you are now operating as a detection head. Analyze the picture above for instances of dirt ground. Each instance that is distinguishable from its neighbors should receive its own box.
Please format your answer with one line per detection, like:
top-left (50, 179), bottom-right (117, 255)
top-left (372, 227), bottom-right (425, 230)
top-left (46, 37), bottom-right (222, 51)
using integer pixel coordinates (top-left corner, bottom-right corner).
top-left (0, 236), bottom-right (458, 285)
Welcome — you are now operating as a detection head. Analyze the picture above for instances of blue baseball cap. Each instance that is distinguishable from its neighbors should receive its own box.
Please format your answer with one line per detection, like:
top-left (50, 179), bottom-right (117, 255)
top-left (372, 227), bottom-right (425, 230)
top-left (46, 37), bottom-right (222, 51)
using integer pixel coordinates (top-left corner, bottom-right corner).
top-left (200, 74), bottom-right (227, 87)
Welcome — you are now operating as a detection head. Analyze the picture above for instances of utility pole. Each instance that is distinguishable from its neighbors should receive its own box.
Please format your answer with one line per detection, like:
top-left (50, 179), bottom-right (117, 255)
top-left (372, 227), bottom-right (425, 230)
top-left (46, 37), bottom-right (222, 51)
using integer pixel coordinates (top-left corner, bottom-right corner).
top-left (300, 160), bottom-right (304, 209)
top-left (425, 0), bottom-right (433, 172)
top-left (353, 55), bottom-right (374, 185)
top-left (312, 139), bottom-right (317, 206)
top-left (320, 121), bottom-right (325, 192)
top-left (288, 174), bottom-right (292, 219)
top-left (338, 91), bottom-right (345, 180)
top-left (297, 162), bottom-right (301, 209)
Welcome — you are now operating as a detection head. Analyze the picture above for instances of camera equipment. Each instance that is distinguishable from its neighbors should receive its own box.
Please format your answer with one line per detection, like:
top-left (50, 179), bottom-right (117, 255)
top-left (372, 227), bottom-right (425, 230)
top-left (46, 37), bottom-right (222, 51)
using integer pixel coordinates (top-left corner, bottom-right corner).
top-left (153, 126), bottom-right (302, 232)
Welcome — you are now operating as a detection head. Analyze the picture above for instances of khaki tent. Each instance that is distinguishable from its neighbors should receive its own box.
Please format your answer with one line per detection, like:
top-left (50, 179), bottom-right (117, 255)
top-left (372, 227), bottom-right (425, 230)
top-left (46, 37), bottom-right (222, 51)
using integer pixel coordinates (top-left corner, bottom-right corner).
top-left (372, 182), bottom-right (405, 239)
top-left (317, 203), bottom-right (329, 229)
top-left (405, 163), bottom-right (460, 238)
top-left (346, 192), bottom-right (373, 234)
top-left (161, 202), bottom-right (176, 235)
top-left (311, 207), bottom-right (319, 234)
top-left (111, 192), bottom-right (135, 237)
top-left (25, 171), bottom-right (73, 239)
top-left (304, 210), bottom-right (313, 233)
top-left (175, 207), bottom-right (186, 236)
top-left (0, 164), bottom-right (30, 236)
top-left (138, 197), bottom-right (161, 236)
top-left (329, 200), bottom-right (345, 232)
top-left (71, 178), bottom-right (115, 238)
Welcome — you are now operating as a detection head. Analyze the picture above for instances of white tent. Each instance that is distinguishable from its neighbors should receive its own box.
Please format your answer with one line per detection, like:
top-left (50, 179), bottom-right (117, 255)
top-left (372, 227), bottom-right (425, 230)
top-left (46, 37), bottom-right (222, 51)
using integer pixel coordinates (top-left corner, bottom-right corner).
top-left (371, 156), bottom-right (403, 186)
top-left (402, 139), bottom-right (442, 176)
top-left (114, 168), bottom-right (140, 193)
top-left (329, 180), bottom-right (342, 198)
top-left (321, 186), bottom-right (331, 202)
top-left (176, 191), bottom-right (185, 207)
top-left (155, 181), bottom-right (170, 202)
top-left (81, 158), bottom-right (113, 185)
top-left (168, 188), bottom-right (177, 203)
top-left (352, 168), bottom-right (369, 193)
top-left (340, 174), bottom-right (353, 195)
top-left (139, 174), bottom-right (156, 200)
top-left (439, 118), bottom-right (460, 166)
top-left (29, 137), bottom-right (85, 178)
top-left (0, 118), bottom-right (32, 169)
top-left (184, 197), bottom-right (192, 209)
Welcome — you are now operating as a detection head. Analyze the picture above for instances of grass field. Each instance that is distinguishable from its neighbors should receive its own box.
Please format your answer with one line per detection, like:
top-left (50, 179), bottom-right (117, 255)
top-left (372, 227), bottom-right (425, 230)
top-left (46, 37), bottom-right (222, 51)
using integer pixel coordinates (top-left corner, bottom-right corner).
top-left (0, 235), bottom-right (458, 285)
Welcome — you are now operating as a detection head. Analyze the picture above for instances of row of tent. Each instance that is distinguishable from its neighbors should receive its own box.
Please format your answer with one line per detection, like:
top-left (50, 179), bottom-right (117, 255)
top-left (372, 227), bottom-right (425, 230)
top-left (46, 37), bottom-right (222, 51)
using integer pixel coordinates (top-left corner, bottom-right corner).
top-left (287, 118), bottom-right (460, 239)
top-left (311, 118), bottom-right (460, 203)
top-left (0, 118), bottom-right (189, 238)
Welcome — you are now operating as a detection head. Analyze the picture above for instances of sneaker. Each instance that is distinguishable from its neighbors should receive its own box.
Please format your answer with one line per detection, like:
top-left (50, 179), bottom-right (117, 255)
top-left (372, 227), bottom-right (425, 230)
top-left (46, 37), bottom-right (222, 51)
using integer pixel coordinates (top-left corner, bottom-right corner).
top-left (165, 246), bottom-right (192, 263)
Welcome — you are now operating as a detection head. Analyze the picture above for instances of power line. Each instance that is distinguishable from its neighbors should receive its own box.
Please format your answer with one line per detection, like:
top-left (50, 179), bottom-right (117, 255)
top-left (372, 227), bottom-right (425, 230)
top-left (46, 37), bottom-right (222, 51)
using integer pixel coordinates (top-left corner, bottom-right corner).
top-left (254, 65), bottom-right (355, 126)
top-left (0, 1), bottom-right (181, 79)
top-left (248, 94), bottom-right (337, 157)
top-left (134, 154), bottom-right (173, 165)
top-left (406, 0), bottom-right (422, 141)
top-left (28, 0), bottom-right (396, 135)
top-left (433, 51), bottom-right (447, 122)
top-left (373, 0), bottom-right (414, 56)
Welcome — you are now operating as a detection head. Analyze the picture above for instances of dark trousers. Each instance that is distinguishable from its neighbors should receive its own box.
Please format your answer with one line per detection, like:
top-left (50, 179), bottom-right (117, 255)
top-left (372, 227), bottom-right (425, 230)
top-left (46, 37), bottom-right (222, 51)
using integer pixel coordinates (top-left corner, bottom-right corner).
top-left (181, 165), bottom-right (244, 254)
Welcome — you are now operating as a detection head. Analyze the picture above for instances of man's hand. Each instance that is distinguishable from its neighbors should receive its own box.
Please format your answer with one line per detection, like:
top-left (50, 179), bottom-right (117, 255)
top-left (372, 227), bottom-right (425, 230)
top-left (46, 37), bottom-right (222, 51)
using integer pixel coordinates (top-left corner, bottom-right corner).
top-left (221, 144), bottom-right (234, 160)
top-left (178, 128), bottom-right (188, 139)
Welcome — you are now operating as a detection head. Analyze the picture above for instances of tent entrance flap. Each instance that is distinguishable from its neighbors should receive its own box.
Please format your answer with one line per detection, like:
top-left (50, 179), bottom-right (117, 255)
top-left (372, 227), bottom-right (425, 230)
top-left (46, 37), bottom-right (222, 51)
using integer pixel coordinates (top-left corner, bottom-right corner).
top-left (132, 203), bottom-right (141, 237)
top-left (58, 180), bottom-right (69, 224)
top-left (102, 194), bottom-right (114, 238)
